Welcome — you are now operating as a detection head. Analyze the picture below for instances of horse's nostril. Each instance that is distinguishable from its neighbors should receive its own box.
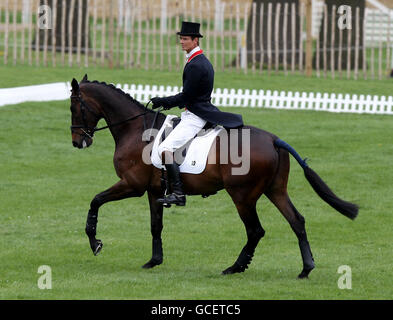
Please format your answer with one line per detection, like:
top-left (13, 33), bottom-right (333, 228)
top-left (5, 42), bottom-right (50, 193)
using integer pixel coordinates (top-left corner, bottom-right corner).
top-left (72, 141), bottom-right (78, 147)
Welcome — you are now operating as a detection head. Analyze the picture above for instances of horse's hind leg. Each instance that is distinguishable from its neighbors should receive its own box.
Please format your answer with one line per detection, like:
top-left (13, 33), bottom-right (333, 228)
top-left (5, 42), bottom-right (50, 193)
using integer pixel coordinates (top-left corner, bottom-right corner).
top-left (267, 191), bottom-right (315, 278)
top-left (222, 198), bottom-right (265, 275)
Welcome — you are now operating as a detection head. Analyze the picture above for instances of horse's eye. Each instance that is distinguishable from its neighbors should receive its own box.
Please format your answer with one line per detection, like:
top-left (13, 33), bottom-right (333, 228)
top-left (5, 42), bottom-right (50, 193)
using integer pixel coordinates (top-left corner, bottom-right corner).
top-left (70, 105), bottom-right (76, 113)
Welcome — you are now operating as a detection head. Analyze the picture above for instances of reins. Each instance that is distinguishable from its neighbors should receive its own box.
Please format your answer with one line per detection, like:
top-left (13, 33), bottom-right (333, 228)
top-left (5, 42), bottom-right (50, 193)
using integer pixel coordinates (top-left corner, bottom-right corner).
top-left (70, 95), bottom-right (162, 139)
top-left (94, 110), bottom-right (148, 132)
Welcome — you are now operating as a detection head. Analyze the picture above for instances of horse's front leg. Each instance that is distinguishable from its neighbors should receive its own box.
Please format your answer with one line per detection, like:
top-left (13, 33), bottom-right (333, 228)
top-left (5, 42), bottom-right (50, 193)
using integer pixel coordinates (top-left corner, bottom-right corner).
top-left (142, 191), bottom-right (164, 269)
top-left (85, 179), bottom-right (139, 255)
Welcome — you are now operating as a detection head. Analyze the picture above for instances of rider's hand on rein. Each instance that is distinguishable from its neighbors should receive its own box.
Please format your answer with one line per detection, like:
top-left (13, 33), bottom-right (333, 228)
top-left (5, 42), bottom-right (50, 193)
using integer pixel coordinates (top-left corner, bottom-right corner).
top-left (151, 97), bottom-right (171, 110)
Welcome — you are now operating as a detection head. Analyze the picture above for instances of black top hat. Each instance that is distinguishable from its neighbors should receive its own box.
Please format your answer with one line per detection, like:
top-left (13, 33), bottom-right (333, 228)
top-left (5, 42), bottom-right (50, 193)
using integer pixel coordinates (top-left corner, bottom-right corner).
top-left (177, 21), bottom-right (203, 38)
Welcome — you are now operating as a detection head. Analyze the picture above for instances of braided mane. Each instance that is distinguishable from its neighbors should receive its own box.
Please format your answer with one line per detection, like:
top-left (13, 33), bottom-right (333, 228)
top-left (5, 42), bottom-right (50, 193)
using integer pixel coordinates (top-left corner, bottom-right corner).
top-left (80, 78), bottom-right (155, 113)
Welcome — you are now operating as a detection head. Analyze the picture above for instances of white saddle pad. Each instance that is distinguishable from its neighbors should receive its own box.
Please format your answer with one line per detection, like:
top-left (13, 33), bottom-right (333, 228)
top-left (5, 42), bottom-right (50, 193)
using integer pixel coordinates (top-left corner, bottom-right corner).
top-left (151, 115), bottom-right (223, 174)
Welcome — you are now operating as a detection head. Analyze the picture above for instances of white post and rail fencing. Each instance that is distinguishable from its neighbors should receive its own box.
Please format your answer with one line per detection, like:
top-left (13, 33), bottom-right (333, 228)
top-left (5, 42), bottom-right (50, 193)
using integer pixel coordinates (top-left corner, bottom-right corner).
top-left (1, 82), bottom-right (392, 115)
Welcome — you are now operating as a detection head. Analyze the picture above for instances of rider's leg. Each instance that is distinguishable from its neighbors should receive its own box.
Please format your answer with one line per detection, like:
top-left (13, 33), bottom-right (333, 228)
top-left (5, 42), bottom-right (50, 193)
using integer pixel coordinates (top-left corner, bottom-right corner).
top-left (157, 111), bottom-right (206, 206)
top-left (157, 151), bottom-right (186, 206)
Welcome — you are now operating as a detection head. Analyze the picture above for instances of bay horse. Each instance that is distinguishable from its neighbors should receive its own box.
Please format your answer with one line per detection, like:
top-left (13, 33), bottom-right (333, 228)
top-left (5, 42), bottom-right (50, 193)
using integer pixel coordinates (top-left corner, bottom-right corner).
top-left (69, 75), bottom-right (358, 278)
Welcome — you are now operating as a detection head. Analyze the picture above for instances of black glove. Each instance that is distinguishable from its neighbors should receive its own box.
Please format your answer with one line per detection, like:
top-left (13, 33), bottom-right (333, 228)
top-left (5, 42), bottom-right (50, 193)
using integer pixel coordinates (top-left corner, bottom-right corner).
top-left (151, 97), bottom-right (169, 110)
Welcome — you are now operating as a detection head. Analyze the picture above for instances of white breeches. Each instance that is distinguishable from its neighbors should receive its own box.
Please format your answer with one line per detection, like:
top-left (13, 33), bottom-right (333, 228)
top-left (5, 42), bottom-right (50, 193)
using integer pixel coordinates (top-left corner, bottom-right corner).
top-left (158, 110), bottom-right (207, 154)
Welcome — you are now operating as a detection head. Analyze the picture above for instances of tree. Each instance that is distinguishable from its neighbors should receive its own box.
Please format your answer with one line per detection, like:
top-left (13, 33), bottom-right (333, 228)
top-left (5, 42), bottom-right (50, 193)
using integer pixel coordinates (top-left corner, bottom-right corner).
top-left (246, 0), bottom-right (302, 67)
top-left (313, 0), bottom-right (366, 70)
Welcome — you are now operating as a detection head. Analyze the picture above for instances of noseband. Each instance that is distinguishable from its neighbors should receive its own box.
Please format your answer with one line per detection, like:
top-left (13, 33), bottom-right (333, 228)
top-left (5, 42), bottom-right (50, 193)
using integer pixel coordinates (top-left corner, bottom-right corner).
top-left (70, 94), bottom-right (156, 139)
top-left (70, 94), bottom-right (100, 139)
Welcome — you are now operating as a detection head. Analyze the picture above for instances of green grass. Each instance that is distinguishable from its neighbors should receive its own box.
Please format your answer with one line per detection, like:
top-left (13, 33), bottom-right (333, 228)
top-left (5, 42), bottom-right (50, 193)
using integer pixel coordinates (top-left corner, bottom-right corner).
top-left (0, 66), bottom-right (392, 300)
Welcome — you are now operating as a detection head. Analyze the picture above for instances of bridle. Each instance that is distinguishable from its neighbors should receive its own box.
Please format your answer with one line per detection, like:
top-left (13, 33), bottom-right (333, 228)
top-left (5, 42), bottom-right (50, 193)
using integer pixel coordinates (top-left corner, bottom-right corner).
top-left (70, 94), bottom-right (101, 139)
top-left (70, 93), bottom-right (159, 140)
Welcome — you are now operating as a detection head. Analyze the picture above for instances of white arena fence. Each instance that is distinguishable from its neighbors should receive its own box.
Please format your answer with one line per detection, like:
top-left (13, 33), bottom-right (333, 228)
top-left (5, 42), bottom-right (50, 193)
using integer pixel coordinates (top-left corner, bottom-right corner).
top-left (0, 82), bottom-right (392, 115)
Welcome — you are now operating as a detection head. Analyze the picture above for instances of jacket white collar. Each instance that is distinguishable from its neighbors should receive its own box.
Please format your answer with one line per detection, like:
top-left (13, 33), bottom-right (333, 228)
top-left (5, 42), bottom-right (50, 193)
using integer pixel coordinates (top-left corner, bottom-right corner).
top-left (185, 46), bottom-right (201, 61)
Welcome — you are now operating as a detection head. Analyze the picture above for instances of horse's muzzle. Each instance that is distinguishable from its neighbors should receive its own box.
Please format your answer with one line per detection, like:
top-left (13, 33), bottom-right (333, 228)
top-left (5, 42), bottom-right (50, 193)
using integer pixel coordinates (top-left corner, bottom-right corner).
top-left (72, 137), bottom-right (92, 149)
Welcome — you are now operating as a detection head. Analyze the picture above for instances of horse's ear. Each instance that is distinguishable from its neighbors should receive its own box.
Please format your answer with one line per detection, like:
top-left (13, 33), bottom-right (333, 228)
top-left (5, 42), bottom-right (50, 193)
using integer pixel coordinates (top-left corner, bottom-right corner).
top-left (71, 78), bottom-right (79, 92)
top-left (81, 74), bottom-right (88, 82)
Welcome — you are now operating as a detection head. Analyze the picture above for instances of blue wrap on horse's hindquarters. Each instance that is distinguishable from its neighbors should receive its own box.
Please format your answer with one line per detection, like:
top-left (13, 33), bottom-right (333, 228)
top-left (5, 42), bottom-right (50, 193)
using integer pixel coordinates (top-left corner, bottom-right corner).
top-left (274, 139), bottom-right (309, 169)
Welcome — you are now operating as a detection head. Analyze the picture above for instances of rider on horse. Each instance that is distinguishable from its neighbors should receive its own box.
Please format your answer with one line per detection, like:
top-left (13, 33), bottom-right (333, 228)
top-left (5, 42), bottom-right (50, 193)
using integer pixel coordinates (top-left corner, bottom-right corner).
top-left (151, 21), bottom-right (244, 207)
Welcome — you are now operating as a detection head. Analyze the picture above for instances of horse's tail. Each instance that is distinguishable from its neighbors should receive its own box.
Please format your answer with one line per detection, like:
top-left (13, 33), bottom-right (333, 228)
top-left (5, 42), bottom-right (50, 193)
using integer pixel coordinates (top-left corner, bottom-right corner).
top-left (274, 139), bottom-right (358, 220)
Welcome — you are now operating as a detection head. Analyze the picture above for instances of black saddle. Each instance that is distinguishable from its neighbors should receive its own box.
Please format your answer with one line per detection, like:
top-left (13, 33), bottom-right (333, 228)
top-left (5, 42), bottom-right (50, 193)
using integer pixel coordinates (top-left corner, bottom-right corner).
top-left (171, 117), bottom-right (216, 132)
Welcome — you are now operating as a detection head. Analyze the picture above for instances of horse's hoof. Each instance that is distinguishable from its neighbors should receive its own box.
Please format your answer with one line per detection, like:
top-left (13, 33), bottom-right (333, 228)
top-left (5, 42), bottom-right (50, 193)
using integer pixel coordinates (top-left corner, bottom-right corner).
top-left (222, 267), bottom-right (235, 275)
top-left (222, 263), bottom-right (247, 275)
top-left (142, 258), bottom-right (163, 269)
top-left (93, 239), bottom-right (103, 256)
top-left (297, 266), bottom-right (314, 279)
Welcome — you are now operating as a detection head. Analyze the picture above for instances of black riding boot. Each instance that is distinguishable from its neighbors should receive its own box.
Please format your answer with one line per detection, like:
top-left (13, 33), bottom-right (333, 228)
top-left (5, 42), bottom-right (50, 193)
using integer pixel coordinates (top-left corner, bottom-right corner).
top-left (157, 163), bottom-right (186, 206)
